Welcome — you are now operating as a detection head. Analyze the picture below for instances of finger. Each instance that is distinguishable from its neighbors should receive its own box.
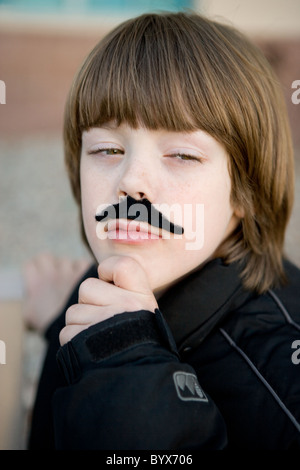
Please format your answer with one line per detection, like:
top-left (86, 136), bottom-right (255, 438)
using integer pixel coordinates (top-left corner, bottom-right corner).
top-left (98, 256), bottom-right (152, 295)
top-left (65, 303), bottom-right (120, 326)
top-left (78, 278), bottom-right (153, 312)
top-left (78, 277), bottom-right (121, 305)
top-left (59, 324), bottom-right (88, 346)
top-left (61, 304), bottom-right (127, 345)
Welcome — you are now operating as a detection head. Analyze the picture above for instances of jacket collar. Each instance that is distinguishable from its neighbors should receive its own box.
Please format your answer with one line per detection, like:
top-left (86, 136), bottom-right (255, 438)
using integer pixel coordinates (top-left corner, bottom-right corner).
top-left (157, 258), bottom-right (254, 353)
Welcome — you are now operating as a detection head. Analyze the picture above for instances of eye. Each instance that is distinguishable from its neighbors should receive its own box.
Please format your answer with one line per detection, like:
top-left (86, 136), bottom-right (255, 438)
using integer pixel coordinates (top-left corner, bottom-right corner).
top-left (87, 147), bottom-right (124, 156)
top-left (166, 153), bottom-right (203, 163)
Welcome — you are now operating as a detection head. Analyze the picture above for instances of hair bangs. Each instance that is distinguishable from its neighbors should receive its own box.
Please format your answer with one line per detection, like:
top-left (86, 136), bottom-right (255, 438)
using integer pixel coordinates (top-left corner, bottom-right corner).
top-left (74, 14), bottom-right (224, 135)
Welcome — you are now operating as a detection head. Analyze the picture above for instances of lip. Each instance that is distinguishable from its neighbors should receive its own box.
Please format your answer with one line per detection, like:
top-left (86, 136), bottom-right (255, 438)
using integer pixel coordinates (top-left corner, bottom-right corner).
top-left (105, 219), bottom-right (163, 243)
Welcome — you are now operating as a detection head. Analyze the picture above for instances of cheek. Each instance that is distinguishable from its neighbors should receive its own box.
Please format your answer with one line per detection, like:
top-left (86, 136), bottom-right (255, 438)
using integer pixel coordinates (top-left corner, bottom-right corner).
top-left (80, 161), bottom-right (108, 246)
top-left (203, 179), bottom-right (233, 240)
top-left (80, 167), bottom-right (95, 231)
top-left (184, 172), bottom-right (233, 251)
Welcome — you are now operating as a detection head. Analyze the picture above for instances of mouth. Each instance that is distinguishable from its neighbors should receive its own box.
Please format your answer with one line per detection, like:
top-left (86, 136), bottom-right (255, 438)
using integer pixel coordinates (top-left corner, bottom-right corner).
top-left (105, 219), bottom-right (163, 243)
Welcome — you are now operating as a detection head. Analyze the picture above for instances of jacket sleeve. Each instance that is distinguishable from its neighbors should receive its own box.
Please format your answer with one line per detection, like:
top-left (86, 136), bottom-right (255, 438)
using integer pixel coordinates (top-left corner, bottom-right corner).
top-left (53, 309), bottom-right (227, 450)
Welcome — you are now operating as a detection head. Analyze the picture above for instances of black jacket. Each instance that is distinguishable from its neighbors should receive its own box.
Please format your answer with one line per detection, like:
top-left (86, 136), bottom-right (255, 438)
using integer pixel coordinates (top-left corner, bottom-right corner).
top-left (28, 258), bottom-right (300, 450)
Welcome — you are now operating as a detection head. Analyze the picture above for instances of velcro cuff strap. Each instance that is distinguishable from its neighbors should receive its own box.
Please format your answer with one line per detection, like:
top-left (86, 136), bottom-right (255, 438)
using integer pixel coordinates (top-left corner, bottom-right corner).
top-left (57, 310), bottom-right (179, 384)
top-left (85, 310), bottom-right (163, 362)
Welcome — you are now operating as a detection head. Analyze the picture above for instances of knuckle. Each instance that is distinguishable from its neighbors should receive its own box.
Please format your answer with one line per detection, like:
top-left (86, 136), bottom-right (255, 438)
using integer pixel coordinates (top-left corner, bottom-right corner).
top-left (65, 304), bottom-right (79, 324)
top-left (115, 256), bottom-right (139, 274)
top-left (59, 327), bottom-right (67, 346)
top-left (112, 258), bottom-right (138, 288)
top-left (78, 278), bottom-right (93, 301)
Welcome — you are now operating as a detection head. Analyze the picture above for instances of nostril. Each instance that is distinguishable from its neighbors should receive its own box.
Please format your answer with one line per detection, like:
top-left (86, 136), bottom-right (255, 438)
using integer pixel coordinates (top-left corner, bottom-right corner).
top-left (118, 192), bottom-right (127, 201)
top-left (117, 190), bottom-right (147, 201)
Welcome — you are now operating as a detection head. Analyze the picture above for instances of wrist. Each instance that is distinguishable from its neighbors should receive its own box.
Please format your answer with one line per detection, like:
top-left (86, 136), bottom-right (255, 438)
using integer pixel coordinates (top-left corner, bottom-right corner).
top-left (57, 309), bottom-right (179, 384)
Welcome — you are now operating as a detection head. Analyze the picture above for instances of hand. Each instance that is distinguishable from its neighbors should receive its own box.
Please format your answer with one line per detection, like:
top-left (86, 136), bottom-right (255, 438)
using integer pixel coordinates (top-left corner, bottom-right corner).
top-left (59, 256), bottom-right (158, 346)
top-left (22, 253), bottom-right (91, 334)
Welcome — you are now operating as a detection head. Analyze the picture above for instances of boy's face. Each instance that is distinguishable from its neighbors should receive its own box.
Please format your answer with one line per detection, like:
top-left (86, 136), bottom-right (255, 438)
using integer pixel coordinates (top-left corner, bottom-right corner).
top-left (80, 123), bottom-right (239, 296)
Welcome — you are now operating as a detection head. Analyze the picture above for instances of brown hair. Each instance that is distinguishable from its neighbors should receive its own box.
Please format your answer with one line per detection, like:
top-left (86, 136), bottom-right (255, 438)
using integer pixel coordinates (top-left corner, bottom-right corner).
top-left (64, 12), bottom-right (294, 294)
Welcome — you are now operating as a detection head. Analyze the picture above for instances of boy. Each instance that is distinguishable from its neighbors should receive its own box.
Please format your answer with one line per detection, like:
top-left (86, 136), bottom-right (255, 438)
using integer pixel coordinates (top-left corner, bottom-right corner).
top-left (28, 12), bottom-right (300, 449)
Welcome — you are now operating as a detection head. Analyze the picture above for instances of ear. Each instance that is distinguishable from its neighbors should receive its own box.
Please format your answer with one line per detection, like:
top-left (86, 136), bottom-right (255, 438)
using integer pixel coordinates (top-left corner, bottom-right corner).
top-left (233, 205), bottom-right (245, 219)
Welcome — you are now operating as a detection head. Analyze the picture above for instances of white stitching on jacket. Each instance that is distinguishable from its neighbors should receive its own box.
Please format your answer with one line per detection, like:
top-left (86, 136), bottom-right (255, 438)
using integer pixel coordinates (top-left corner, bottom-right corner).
top-left (219, 327), bottom-right (300, 434)
top-left (268, 289), bottom-right (300, 332)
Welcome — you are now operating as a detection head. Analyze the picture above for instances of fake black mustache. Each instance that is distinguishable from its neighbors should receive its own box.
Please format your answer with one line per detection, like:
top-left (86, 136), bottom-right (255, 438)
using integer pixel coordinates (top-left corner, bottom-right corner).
top-left (95, 196), bottom-right (184, 235)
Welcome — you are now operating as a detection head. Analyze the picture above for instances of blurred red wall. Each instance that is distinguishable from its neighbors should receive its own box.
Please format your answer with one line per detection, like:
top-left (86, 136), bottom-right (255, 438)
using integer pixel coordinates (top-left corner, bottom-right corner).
top-left (0, 29), bottom-right (299, 148)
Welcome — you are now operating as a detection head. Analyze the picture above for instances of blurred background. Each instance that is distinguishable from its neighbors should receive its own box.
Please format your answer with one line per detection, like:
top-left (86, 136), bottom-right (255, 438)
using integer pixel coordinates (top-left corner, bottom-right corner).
top-left (0, 0), bottom-right (299, 450)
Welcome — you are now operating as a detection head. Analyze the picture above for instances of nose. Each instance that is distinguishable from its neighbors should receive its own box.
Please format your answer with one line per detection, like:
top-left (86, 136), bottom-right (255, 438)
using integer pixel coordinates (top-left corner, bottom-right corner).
top-left (117, 154), bottom-right (156, 201)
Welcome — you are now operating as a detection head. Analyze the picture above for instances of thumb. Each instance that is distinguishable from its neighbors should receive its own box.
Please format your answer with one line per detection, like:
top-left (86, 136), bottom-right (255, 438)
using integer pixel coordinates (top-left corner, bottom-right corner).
top-left (98, 255), bottom-right (153, 295)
